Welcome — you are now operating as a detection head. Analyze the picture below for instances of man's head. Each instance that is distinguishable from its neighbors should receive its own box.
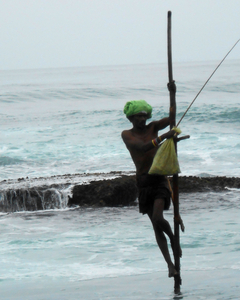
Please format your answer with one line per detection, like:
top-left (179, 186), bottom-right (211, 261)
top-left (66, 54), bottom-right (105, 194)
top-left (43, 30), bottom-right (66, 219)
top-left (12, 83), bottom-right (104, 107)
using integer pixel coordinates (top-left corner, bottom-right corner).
top-left (123, 100), bottom-right (152, 120)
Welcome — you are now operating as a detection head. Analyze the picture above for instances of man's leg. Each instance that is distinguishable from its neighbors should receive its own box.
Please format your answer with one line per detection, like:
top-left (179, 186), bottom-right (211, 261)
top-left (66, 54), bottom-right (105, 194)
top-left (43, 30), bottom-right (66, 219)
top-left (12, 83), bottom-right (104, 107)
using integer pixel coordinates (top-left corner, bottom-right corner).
top-left (148, 198), bottom-right (178, 277)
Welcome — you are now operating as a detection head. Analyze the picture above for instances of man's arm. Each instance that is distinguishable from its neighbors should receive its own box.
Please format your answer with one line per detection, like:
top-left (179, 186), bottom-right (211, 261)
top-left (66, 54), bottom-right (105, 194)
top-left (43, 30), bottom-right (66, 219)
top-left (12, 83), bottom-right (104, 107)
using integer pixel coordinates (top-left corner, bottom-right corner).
top-left (152, 117), bottom-right (170, 132)
top-left (168, 81), bottom-right (177, 127)
top-left (152, 83), bottom-right (177, 132)
top-left (121, 129), bottom-right (175, 153)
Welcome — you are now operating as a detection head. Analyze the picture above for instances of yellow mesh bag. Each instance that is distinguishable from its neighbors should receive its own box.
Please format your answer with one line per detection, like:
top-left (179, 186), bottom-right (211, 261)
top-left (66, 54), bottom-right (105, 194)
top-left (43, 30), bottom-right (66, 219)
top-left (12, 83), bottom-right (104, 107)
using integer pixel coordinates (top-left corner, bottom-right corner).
top-left (148, 127), bottom-right (181, 176)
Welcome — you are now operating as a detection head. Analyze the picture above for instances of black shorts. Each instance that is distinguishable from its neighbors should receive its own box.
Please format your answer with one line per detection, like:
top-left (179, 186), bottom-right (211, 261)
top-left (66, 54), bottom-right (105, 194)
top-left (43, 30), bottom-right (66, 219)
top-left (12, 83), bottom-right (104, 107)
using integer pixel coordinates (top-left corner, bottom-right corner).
top-left (136, 174), bottom-right (171, 215)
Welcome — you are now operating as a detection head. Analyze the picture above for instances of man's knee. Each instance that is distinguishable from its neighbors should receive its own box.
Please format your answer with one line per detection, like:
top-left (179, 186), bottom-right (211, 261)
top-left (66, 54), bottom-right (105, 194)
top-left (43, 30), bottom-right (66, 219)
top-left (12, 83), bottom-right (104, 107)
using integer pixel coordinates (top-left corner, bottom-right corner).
top-left (152, 214), bottom-right (165, 230)
top-left (151, 199), bottom-right (165, 226)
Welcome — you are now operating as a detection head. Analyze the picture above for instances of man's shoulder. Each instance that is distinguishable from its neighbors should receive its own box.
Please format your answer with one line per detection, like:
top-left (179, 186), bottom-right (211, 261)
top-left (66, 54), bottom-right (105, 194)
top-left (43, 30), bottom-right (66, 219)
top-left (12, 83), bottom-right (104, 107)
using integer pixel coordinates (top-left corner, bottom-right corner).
top-left (122, 128), bottom-right (132, 134)
top-left (146, 121), bottom-right (155, 129)
top-left (121, 129), bottom-right (133, 140)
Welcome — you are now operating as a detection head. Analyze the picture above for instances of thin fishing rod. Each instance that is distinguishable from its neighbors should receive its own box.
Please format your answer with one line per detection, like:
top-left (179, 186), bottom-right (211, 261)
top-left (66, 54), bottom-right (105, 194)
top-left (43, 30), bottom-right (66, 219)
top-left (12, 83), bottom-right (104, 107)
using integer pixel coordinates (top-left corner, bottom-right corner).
top-left (177, 39), bottom-right (240, 127)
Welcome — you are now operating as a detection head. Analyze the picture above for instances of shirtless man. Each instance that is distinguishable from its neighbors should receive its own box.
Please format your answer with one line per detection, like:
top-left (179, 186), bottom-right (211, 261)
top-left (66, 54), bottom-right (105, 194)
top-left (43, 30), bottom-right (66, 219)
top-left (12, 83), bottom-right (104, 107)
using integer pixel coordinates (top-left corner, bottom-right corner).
top-left (121, 99), bottom-right (180, 278)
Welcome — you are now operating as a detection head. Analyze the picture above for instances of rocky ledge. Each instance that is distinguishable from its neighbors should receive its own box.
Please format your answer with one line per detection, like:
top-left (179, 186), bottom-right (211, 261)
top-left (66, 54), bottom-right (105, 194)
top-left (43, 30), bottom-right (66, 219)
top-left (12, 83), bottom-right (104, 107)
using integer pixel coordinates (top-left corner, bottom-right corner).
top-left (68, 175), bottom-right (240, 208)
top-left (68, 175), bottom-right (138, 208)
top-left (1, 173), bottom-right (240, 212)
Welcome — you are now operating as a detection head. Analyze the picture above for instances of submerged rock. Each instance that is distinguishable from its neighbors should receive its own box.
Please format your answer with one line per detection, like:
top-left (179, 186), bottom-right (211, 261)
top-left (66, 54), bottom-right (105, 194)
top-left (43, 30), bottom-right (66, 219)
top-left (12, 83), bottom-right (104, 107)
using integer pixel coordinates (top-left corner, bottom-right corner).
top-left (0, 183), bottom-right (71, 213)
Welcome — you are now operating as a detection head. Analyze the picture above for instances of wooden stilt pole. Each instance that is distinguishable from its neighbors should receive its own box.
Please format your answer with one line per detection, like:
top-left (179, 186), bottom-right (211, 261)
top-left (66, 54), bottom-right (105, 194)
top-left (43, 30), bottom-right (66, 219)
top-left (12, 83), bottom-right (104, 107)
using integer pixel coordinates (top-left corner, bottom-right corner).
top-left (167, 11), bottom-right (182, 294)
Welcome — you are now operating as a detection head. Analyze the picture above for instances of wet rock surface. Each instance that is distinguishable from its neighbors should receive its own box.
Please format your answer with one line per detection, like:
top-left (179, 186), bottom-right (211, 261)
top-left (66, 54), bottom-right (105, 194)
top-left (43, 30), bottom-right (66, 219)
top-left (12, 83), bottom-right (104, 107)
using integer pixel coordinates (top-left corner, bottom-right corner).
top-left (1, 173), bottom-right (240, 212)
top-left (68, 175), bottom-right (138, 208)
top-left (69, 175), bottom-right (240, 208)
top-left (0, 183), bottom-right (71, 212)
top-left (176, 176), bottom-right (240, 192)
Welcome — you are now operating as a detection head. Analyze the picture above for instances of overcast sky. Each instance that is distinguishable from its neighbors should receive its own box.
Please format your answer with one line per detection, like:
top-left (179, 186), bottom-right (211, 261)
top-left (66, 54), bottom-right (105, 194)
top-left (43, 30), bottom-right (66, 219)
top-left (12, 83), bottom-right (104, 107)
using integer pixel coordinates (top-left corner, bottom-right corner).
top-left (0, 0), bottom-right (239, 70)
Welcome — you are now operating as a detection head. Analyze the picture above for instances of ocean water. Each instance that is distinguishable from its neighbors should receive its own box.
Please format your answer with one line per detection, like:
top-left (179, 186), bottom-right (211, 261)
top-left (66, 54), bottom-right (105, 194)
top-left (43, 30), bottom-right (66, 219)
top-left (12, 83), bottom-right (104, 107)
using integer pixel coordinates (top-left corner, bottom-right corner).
top-left (1, 60), bottom-right (240, 180)
top-left (0, 61), bottom-right (240, 299)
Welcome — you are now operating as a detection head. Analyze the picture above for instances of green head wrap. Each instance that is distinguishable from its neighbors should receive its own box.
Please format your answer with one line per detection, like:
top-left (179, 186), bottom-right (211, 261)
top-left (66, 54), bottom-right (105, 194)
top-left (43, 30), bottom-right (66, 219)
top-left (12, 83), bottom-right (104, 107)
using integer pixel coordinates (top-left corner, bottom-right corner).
top-left (123, 100), bottom-right (152, 119)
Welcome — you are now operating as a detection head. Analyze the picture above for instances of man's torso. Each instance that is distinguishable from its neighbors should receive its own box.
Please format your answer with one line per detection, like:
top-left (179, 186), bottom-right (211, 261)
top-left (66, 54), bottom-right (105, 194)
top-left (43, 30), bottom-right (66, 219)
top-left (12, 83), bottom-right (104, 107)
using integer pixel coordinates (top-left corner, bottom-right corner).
top-left (122, 122), bottom-right (158, 175)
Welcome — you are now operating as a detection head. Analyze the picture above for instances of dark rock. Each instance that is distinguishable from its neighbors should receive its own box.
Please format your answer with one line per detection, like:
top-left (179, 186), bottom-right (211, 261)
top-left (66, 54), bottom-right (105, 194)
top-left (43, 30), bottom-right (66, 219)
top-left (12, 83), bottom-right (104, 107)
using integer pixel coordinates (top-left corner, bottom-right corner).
top-left (1, 173), bottom-right (240, 212)
top-left (176, 176), bottom-right (240, 192)
top-left (68, 175), bottom-right (138, 208)
top-left (69, 175), bottom-right (240, 208)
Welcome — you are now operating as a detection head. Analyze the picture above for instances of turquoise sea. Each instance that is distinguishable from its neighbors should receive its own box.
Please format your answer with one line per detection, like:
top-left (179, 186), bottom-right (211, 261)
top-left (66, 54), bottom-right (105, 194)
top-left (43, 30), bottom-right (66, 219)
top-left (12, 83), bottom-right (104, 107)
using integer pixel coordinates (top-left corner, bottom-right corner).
top-left (0, 61), bottom-right (240, 299)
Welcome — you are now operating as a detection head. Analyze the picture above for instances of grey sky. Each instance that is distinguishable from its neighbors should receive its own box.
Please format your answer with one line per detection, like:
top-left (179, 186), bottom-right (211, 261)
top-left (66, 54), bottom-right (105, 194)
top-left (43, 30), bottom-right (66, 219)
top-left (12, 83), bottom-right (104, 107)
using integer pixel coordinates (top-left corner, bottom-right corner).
top-left (0, 0), bottom-right (239, 70)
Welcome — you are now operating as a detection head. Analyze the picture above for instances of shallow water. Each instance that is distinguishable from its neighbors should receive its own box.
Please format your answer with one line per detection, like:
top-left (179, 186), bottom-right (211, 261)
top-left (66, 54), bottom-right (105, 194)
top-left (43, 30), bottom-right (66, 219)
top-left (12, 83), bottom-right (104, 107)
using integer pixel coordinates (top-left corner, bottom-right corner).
top-left (0, 191), bottom-right (239, 299)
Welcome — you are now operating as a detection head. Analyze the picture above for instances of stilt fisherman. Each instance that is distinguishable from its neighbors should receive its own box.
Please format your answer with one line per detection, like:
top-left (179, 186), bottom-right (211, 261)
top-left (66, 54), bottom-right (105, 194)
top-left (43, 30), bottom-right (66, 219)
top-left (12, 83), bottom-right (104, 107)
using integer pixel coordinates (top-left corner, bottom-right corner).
top-left (121, 83), bottom-right (183, 278)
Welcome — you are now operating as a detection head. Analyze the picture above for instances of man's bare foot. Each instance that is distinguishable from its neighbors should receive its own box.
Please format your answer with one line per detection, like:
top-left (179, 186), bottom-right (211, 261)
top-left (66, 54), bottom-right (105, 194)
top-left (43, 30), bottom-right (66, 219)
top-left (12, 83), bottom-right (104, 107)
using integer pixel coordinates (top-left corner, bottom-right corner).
top-left (168, 263), bottom-right (178, 278)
